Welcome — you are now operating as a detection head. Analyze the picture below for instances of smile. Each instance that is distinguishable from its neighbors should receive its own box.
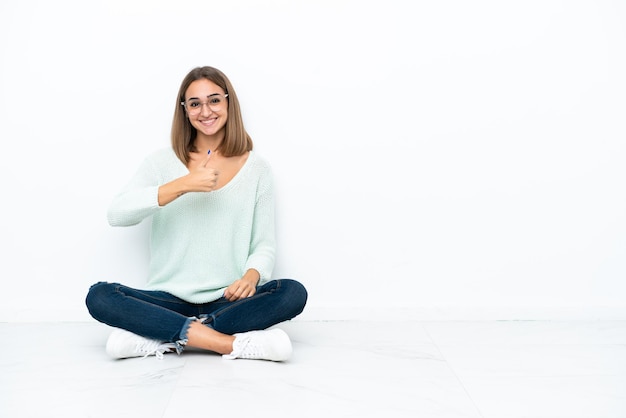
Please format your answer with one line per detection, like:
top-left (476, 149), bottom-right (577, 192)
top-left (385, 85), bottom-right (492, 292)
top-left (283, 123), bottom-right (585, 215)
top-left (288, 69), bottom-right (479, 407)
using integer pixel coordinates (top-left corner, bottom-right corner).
top-left (199, 118), bottom-right (217, 126)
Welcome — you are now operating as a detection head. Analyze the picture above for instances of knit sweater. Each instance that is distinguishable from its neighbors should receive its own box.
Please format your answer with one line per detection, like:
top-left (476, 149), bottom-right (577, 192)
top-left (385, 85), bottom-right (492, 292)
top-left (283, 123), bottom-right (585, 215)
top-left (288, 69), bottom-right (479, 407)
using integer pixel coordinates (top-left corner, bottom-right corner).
top-left (107, 147), bottom-right (276, 303)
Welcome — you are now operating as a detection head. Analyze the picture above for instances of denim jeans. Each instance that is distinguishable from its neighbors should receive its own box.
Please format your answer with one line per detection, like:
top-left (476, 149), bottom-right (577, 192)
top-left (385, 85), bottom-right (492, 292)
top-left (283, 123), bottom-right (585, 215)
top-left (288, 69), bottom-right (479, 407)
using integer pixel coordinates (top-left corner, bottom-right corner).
top-left (85, 279), bottom-right (307, 346)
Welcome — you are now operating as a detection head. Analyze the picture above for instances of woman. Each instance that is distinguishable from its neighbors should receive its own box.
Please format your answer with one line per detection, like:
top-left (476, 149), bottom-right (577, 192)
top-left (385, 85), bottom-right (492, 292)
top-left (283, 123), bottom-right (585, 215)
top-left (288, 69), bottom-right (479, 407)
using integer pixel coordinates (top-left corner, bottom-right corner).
top-left (86, 66), bottom-right (307, 361)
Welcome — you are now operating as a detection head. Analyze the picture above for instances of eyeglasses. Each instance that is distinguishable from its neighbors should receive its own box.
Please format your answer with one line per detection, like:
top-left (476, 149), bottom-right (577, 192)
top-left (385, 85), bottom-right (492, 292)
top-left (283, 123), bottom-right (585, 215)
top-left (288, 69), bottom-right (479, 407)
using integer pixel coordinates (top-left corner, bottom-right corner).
top-left (181, 94), bottom-right (229, 115)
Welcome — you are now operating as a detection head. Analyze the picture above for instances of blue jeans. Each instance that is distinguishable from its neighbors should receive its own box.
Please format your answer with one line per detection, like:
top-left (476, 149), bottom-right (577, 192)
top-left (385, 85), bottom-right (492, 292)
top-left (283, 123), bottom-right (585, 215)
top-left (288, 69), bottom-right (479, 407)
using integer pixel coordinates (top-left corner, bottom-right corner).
top-left (85, 279), bottom-right (307, 346)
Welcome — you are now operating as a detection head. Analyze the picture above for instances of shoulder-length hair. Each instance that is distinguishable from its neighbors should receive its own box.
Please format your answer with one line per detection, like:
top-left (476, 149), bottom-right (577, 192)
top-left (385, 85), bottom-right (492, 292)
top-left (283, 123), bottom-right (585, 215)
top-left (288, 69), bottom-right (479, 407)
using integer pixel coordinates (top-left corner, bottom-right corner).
top-left (171, 66), bottom-right (253, 164)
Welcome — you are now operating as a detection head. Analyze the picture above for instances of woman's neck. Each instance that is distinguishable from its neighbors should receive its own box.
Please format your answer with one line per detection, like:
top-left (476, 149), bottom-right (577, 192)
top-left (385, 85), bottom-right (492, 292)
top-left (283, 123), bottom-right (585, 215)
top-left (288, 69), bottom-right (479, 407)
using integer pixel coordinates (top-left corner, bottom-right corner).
top-left (194, 133), bottom-right (224, 155)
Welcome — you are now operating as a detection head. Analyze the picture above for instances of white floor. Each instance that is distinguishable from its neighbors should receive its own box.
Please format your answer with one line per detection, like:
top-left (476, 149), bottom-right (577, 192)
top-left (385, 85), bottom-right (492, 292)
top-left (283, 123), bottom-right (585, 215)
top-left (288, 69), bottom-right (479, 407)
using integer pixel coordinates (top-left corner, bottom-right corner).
top-left (1, 320), bottom-right (626, 418)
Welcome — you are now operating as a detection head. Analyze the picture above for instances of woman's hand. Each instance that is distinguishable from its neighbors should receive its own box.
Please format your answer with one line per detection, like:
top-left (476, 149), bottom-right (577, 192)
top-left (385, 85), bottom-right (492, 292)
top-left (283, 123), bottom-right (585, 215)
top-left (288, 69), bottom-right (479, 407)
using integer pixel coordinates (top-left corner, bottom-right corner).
top-left (157, 152), bottom-right (219, 206)
top-left (223, 269), bottom-right (260, 301)
top-left (186, 152), bottom-right (219, 192)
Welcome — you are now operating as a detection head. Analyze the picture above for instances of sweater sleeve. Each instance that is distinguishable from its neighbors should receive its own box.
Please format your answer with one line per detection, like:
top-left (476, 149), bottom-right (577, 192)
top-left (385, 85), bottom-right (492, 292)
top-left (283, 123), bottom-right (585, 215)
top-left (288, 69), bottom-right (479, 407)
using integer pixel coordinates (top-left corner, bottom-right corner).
top-left (107, 156), bottom-right (162, 227)
top-left (244, 163), bottom-right (276, 282)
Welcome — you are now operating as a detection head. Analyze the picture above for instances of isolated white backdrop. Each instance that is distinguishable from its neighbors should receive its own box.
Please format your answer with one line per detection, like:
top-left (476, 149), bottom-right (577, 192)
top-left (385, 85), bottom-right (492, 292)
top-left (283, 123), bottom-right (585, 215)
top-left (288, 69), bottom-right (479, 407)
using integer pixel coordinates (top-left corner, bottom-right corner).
top-left (0, 0), bottom-right (625, 321)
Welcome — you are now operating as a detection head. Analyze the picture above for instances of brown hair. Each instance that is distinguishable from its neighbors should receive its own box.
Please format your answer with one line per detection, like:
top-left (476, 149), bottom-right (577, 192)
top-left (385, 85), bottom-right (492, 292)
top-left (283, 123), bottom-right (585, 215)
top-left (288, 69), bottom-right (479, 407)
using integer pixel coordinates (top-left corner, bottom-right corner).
top-left (171, 66), bottom-right (253, 164)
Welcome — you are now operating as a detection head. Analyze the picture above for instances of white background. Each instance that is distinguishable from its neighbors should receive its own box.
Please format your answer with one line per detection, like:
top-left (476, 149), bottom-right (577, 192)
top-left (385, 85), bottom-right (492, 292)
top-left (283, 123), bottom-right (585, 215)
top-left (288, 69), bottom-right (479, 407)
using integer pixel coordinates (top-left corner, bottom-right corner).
top-left (1, 0), bottom-right (625, 321)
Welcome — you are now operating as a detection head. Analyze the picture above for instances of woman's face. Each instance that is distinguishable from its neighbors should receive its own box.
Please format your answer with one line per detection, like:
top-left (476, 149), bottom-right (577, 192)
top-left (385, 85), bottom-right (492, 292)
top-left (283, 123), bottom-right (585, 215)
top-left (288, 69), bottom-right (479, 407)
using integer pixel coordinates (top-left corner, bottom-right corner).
top-left (183, 78), bottom-right (228, 138)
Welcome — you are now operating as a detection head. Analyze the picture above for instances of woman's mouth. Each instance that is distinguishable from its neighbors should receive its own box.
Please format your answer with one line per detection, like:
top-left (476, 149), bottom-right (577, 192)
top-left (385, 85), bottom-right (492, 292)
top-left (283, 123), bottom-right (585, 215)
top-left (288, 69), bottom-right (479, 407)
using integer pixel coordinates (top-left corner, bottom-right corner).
top-left (199, 117), bottom-right (217, 127)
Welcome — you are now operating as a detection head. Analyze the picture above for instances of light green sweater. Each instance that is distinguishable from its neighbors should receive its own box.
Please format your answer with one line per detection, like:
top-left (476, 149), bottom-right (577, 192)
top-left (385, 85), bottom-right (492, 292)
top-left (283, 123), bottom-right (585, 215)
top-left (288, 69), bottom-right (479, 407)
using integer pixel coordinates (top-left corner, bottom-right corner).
top-left (107, 148), bottom-right (275, 303)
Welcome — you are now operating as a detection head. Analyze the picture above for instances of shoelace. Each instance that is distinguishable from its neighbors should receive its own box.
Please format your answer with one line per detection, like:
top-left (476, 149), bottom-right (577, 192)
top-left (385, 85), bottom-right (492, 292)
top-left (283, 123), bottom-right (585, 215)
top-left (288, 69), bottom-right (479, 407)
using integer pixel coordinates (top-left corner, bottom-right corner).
top-left (135, 340), bottom-right (177, 360)
top-left (223, 335), bottom-right (260, 360)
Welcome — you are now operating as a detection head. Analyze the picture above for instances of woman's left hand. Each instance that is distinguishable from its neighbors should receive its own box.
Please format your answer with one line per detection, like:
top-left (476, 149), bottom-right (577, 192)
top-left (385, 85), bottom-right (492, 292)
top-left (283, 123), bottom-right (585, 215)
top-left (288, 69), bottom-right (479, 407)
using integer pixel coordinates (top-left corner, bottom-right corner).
top-left (223, 270), bottom-right (260, 301)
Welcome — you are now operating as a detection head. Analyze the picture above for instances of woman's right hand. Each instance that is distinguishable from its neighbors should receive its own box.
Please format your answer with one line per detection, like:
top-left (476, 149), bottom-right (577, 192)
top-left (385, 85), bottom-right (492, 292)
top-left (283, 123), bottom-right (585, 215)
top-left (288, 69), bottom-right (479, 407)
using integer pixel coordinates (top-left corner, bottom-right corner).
top-left (186, 152), bottom-right (220, 192)
top-left (157, 153), bottom-right (219, 206)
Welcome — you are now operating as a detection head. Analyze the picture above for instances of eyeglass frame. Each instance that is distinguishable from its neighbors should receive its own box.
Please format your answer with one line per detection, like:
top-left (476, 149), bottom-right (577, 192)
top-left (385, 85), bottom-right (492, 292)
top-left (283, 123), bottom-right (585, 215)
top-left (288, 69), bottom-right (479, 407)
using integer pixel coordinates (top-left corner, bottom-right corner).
top-left (180, 94), bottom-right (229, 114)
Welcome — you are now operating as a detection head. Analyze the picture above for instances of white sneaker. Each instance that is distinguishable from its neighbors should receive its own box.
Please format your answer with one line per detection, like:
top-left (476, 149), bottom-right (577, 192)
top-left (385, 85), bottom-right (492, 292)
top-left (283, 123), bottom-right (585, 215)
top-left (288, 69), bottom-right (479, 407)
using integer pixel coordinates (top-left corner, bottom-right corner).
top-left (106, 328), bottom-right (177, 360)
top-left (223, 328), bottom-right (292, 361)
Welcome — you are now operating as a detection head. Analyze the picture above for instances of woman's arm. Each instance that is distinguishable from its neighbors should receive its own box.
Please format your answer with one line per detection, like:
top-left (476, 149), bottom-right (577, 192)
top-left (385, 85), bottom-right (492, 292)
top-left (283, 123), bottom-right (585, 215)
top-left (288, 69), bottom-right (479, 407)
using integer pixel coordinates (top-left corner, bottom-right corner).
top-left (107, 157), bottom-right (163, 227)
top-left (224, 161), bottom-right (276, 301)
top-left (108, 152), bottom-right (219, 226)
top-left (244, 164), bottom-right (276, 281)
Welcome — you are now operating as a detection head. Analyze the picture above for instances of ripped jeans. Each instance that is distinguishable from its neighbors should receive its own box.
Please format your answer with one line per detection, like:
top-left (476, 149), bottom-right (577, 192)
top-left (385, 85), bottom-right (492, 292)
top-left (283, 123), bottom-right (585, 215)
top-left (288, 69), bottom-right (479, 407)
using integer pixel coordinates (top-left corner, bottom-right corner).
top-left (85, 279), bottom-right (308, 348)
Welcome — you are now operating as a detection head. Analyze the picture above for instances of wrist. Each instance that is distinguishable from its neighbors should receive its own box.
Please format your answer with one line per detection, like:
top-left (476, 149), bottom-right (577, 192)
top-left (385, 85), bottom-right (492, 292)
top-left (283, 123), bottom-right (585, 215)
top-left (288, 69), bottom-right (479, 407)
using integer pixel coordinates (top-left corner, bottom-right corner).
top-left (243, 269), bottom-right (260, 285)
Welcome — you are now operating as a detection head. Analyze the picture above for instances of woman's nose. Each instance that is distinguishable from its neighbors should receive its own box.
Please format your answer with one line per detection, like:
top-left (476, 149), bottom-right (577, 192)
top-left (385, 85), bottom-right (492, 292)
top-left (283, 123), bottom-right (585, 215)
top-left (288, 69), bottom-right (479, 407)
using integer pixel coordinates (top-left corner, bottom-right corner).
top-left (200, 102), bottom-right (213, 115)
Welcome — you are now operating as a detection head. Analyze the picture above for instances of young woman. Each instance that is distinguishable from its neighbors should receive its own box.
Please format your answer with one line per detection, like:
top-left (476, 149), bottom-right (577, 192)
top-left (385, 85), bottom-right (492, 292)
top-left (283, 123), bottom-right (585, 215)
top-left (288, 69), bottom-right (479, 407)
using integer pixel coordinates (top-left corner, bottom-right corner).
top-left (85, 66), bottom-right (307, 361)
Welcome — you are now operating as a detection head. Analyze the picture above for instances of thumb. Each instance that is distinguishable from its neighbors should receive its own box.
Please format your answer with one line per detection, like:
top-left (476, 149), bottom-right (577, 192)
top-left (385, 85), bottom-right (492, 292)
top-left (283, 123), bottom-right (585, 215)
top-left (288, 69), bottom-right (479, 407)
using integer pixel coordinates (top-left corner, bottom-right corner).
top-left (200, 150), bottom-right (212, 167)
